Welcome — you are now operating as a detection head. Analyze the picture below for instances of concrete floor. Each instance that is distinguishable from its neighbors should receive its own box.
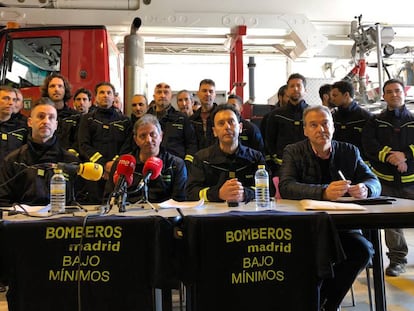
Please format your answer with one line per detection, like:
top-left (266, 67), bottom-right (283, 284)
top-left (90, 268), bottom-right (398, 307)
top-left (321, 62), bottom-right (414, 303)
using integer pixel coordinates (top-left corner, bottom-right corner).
top-left (1, 229), bottom-right (413, 311)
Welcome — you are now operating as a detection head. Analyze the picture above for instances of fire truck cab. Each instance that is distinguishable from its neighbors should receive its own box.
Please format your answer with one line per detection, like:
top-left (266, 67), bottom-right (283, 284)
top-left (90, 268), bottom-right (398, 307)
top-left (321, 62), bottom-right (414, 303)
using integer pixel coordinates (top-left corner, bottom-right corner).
top-left (0, 25), bottom-right (122, 114)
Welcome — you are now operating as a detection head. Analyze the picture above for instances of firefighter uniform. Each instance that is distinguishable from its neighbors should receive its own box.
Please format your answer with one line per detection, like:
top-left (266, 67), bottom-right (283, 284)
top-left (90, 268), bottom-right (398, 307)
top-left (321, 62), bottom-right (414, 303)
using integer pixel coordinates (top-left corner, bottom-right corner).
top-left (104, 148), bottom-right (187, 204)
top-left (332, 100), bottom-right (373, 157)
top-left (363, 105), bottom-right (414, 185)
top-left (362, 104), bottom-right (414, 267)
top-left (78, 106), bottom-right (132, 203)
top-left (186, 142), bottom-right (267, 202)
top-left (147, 105), bottom-right (197, 163)
top-left (265, 100), bottom-right (309, 176)
top-left (0, 116), bottom-right (28, 169)
top-left (190, 103), bottom-right (217, 151)
top-left (0, 136), bottom-right (79, 206)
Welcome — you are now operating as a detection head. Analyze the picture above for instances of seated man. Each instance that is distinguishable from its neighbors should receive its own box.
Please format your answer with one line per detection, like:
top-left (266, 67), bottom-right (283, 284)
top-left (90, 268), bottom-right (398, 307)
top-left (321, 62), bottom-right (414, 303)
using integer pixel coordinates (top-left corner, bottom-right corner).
top-left (186, 104), bottom-right (272, 203)
top-left (0, 97), bottom-right (79, 206)
top-left (104, 114), bottom-right (187, 203)
top-left (279, 105), bottom-right (381, 311)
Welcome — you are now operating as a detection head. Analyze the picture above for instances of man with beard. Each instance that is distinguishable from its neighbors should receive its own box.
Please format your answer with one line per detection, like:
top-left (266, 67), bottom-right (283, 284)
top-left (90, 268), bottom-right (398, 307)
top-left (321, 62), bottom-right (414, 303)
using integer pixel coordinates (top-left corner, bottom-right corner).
top-left (186, 104), bottom-right (272, 203)
top-left (176, 90), bottom-right (194, 117)
top-left (265, 73), bottom-right (309, 178)
top-left (147, 82), bottom-right (197, 165)
top-left (40, 74), bottom-right (79, 147)
top-left (78, 82), bottom-right (131, 203)
top-left (279, 105), bottom-right (380, 311)
top-left (0, 97), bottom-right (79, 206)
top-left (190, 79), bottom-right (218, 150)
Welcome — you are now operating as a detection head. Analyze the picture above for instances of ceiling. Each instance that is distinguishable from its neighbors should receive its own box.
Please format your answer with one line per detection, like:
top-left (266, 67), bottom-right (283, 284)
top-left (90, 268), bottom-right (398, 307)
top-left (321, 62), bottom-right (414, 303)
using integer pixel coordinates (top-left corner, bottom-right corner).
top-left (1, 0), bottom-right (414, 61)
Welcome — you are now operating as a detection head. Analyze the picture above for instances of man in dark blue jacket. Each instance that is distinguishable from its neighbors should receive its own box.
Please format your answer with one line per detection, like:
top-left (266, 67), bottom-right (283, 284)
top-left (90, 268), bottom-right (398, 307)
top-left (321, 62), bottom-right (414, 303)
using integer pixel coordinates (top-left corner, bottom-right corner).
top-left (280, 105), bottom-right (381, 311)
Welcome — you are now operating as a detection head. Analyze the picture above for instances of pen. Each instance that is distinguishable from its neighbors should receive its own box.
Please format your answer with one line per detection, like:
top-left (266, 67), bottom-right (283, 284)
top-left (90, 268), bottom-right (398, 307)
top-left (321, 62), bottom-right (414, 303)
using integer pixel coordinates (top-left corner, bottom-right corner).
top-left (338, 170), bottom-right (347, 181)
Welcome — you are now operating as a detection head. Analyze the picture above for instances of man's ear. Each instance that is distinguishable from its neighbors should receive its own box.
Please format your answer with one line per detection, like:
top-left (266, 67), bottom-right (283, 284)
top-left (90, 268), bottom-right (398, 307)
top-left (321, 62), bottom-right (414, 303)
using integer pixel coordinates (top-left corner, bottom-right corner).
top-left (212, 126), bottom-right (218, 137)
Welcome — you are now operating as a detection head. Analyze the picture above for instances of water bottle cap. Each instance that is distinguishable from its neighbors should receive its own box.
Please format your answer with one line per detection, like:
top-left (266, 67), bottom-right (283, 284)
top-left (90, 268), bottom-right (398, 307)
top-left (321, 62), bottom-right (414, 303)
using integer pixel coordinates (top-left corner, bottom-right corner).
top-left (258, 164), bottom-right (265, 169)
top-left (53, 168), bottom-right (63, 174)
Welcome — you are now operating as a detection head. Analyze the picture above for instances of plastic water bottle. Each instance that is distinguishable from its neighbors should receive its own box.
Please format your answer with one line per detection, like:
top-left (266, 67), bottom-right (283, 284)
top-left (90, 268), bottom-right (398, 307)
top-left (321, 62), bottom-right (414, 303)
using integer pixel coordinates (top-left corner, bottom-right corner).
top-left (50, 169), bottom-right (66, 214)
top-left (255, 165), bottom-right (270, 209)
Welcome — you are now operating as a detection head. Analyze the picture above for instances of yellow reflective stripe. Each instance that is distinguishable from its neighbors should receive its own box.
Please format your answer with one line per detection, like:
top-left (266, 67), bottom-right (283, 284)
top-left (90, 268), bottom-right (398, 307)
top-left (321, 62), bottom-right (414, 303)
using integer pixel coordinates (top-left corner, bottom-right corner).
top-left (265, 154), bottom-right (271, 161)
top-left (271, 154), bottom-right (283, 165)
top-left (402, 174), bottom-right (414, 183)
top-left (378, 146), bottom-right (392, 162)
top-left (185, 154), bottom-right (194, 162)
top-left (68, 149), bottom-right (79, 157)
top-left (112, 155), bottom-right (119, 161)
top-left (90, 152), bottom-right (103, 163)
top-left (410, 145), bottom-right (414, 158)
top-left (199, 188), bottom-right (209, 201)
top-left (371, 167), bottom-right (394, 182)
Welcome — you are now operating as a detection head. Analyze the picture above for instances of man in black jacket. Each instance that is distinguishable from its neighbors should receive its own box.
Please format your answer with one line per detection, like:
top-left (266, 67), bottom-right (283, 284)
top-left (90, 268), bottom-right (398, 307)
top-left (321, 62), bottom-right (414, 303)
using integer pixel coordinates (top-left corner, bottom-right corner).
top-left (78, 82), bottom-right (131, 203)
top-left (0, 86), bottom-right (28, 169)
top-left (265, 73), bottom-right (309, 178)
top-left (187, 104), bottom-right (272, 203)
top-left (104, 114), bottom-right (186, 205)
top-left (280, 105), bottom-right (381, 311)
top-left (362, 78), bottom-right (414, 277)
top-left (0, 97), bottom-right (79, 206)
top-left (147, 82), bottom-right (197, 165)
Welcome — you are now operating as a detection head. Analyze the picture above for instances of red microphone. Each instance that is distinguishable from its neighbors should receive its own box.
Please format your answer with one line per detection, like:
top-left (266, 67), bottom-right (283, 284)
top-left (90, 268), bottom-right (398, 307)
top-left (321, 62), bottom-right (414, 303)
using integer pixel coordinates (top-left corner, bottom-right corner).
top-left (142, 156), bottom-right (163, 181)
top-left (113, 154), bottom-right (136, 192)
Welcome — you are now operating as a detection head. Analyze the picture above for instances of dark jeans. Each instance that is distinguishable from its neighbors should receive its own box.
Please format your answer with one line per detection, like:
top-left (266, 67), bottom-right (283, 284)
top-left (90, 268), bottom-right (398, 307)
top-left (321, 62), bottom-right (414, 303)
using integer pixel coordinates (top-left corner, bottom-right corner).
top-left (320, 230), bottom-right (374, 311)
top-left (381, 183), bottom-right (413, 264)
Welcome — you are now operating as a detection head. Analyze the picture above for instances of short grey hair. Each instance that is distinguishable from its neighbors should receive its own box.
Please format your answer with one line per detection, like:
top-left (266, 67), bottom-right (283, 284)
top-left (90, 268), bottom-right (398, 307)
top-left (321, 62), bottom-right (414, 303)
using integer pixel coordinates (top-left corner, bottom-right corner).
top-left (303, 105), bottom-right (332, 126)
top-left (133, 113), bottom-right (162, 136)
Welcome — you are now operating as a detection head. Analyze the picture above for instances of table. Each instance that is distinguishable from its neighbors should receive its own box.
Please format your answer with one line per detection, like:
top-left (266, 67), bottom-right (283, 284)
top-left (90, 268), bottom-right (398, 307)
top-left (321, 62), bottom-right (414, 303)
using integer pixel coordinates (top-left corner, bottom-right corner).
top-left (164, 198), bottom-right (414, 311)
top-left (1, 198), bottom-right (413, 311)
top-left (0, 212), bottom-right (174, 311)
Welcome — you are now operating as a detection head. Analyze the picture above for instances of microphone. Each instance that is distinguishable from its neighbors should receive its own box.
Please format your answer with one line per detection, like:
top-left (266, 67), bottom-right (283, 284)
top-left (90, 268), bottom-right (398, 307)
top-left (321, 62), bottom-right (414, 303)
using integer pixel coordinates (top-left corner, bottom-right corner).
top-left (56, 162), bottom-right (103, 181)
top-left (109, 154), bottom-right (136, 212)
top-left (136, 156), bottom-right (163, 191)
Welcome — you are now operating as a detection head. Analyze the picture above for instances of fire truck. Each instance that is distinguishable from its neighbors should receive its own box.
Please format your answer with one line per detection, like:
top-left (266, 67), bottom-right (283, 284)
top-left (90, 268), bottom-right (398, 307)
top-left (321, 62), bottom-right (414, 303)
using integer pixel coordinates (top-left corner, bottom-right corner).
top-left (0, 23), bottom-right (128, 114)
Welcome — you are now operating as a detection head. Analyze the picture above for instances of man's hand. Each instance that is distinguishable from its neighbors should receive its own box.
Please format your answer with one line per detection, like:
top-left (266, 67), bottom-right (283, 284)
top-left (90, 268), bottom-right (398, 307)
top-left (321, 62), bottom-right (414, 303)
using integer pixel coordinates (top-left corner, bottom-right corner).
top-left (323, 180), bottom-right (350, 201)
top-left (387, 151), bottom-right (406, 166)
top-left (219, 178), bottom-right (244, 202)
top-left (103, 161), bottom-right (114, 180)
top-left (348, 183), bottom-right (368, 199)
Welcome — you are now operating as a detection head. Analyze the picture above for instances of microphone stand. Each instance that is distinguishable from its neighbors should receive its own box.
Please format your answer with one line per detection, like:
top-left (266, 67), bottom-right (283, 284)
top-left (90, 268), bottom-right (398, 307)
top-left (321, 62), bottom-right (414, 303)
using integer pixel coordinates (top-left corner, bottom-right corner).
top-left (135, 178), bottom-right (157, 212)
top-left (118, 181), bottom-right (128, 213)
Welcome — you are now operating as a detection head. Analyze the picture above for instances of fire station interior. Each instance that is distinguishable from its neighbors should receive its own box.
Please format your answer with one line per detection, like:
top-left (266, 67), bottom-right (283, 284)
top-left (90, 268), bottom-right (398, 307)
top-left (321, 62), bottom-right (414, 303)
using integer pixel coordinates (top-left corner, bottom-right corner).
top-left (1, 0), bottom-right (414, 310)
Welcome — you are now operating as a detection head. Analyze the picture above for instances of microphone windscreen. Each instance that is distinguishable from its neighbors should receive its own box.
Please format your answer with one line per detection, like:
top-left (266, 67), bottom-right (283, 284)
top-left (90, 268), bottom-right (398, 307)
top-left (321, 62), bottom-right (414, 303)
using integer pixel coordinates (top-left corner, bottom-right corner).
top-left (143, 156), bottom-right (163, 180)
top-left (78, 162), bottom-right (103, 181)
top-left (113, 154), bottom-right (136, 186)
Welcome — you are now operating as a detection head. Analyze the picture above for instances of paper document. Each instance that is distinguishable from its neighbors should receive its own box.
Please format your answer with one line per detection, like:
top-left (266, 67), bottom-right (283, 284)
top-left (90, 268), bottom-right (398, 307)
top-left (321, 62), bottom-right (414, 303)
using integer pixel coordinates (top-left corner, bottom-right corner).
top-left (300, 199), bottom-right (366, 211)
top-left (158, 199), bottom-right (204, 209)
top-left (14, 204), bottom-right (51, 213)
